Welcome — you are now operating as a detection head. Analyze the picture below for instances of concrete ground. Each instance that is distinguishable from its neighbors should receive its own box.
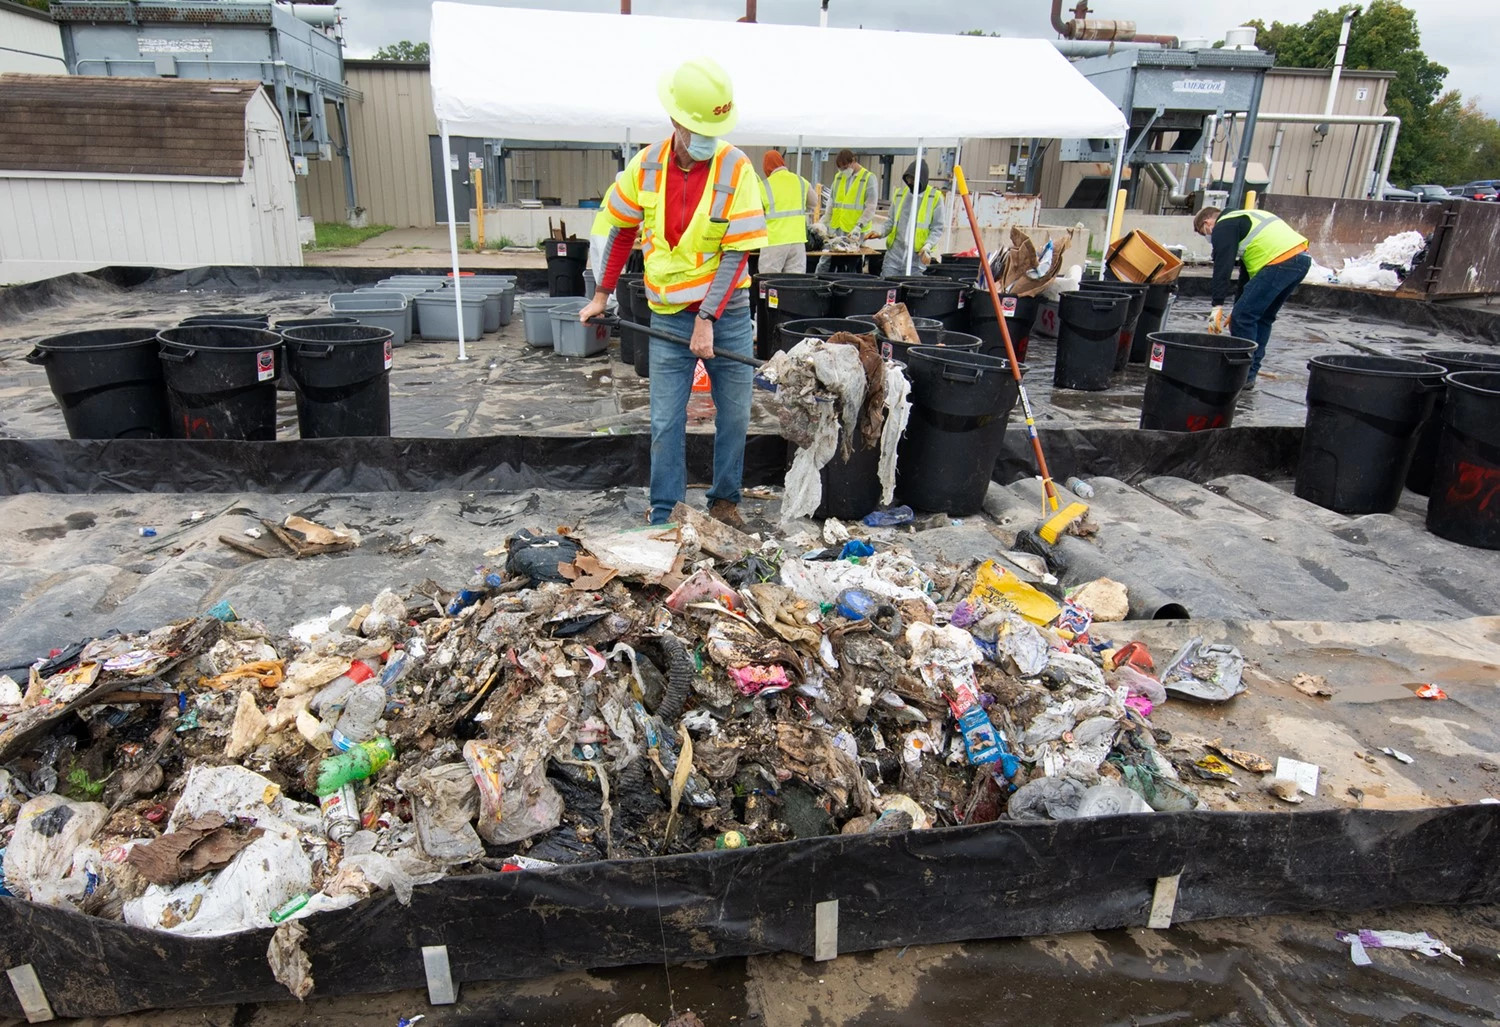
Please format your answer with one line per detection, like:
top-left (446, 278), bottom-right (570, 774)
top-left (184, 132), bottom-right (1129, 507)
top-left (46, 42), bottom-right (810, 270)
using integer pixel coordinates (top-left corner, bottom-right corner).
top-left (304, 227), bottom-right (548, 270)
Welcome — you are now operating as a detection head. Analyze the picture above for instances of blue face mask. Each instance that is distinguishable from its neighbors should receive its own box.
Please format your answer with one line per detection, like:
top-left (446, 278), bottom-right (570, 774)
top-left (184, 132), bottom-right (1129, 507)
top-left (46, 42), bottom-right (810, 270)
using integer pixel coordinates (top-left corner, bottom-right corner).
top-left (685, 132), bottom-right (717, 161)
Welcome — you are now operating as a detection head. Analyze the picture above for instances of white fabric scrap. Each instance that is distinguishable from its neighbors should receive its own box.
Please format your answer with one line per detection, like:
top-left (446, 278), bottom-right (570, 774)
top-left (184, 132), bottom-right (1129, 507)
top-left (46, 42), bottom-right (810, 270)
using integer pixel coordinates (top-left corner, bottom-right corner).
top-left (1338, 929), bottom-right (1462, 965)
top-left (878, 364), bottom-right (912, 505)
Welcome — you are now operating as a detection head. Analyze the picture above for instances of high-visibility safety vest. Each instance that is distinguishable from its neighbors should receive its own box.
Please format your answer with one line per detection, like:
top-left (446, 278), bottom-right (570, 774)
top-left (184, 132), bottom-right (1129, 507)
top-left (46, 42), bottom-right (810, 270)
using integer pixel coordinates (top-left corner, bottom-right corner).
top-left (886, 184), bottom-right (943, 254)
top-left (600, 138), bottom-right (768, 313)
top-left (759, 168), bottom-right (809, 247)
top-left (1218, 209), bottom-right (1308, 277)
top-left (828, 166), bottom-right (873, 232)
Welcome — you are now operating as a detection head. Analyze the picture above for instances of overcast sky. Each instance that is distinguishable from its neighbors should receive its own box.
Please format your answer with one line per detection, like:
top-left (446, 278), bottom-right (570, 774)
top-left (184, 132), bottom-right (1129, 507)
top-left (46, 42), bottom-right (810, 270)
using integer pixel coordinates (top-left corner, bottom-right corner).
top-left (338, 0), bottom-right (1497, 116)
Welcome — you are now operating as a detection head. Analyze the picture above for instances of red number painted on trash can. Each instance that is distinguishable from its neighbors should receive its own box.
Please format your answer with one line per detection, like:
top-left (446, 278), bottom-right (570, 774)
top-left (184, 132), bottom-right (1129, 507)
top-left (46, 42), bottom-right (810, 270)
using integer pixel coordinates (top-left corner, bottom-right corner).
top-left (1446, 461), bottom-right (1500, 512)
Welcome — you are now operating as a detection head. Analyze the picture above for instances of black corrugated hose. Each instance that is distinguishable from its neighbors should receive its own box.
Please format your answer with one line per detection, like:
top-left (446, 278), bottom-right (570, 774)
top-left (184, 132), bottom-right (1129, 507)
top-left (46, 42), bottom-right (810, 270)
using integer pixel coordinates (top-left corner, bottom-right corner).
top-left (654, 633), bottom-right (695, 723)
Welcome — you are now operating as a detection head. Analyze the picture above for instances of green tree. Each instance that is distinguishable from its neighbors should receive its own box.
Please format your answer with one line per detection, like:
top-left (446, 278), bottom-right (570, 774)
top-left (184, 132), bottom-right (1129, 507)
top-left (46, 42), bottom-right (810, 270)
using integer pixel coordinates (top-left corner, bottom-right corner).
top-left (1245, 2), bottom-right (1448, 184)
top-left (17, 0), bottom-right (48, 9)
top-left (958, 29), bottom-right (1002, 37)
top-left (372, 40), bottom-right (429, 62)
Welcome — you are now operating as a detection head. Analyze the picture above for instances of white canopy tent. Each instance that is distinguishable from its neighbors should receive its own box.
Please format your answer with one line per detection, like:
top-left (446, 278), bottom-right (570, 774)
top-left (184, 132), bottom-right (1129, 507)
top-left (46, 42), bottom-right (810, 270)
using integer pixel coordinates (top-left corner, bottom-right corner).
top-left (428, 2), bottom-right (1129, 358)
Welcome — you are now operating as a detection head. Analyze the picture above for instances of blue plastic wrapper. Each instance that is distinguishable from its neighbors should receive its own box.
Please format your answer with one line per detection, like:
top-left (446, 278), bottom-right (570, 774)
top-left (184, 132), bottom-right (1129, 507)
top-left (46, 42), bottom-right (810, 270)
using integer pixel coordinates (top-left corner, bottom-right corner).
top-left (839, 539), bottom-right (875, 561)
top-left (862, 506), bottom-right (915, 527)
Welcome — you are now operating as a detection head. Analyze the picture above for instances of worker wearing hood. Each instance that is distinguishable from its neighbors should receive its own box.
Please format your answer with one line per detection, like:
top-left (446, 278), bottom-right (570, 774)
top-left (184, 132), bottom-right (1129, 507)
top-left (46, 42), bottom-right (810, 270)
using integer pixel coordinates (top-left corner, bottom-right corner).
top-left (881, 160), bottom-right (945, 278)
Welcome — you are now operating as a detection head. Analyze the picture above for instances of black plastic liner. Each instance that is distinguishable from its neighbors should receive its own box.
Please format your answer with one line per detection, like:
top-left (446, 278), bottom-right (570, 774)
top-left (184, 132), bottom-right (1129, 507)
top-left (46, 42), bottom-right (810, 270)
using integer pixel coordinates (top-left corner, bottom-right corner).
top-left (1, 804), bottom-right (1496, 1017)
top-left (0, 426), bottom-right (1305, 496)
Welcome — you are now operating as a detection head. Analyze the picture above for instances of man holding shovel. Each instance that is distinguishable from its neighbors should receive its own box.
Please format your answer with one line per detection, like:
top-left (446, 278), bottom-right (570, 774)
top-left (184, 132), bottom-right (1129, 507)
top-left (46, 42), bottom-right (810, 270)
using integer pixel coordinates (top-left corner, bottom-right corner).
top-left (579, 57), bottom-right (767, 527)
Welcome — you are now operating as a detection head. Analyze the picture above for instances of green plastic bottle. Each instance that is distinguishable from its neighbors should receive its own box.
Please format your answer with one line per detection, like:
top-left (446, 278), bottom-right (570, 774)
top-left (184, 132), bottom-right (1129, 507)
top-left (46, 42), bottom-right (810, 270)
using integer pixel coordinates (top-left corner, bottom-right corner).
top-left (308, 737), bottom-right (395, 797)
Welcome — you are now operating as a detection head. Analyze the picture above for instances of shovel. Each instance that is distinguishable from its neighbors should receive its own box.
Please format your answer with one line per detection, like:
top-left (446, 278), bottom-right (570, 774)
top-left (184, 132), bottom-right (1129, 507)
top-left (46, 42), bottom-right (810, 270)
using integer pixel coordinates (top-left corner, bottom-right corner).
top-left (587, 315), bottom-right (764, 370)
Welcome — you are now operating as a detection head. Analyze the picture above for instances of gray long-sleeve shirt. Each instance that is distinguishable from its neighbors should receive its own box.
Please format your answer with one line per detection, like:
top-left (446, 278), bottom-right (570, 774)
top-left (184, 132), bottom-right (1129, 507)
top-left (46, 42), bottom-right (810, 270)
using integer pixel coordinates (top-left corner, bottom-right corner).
top-left (881, 185), bottom-right (946, 277)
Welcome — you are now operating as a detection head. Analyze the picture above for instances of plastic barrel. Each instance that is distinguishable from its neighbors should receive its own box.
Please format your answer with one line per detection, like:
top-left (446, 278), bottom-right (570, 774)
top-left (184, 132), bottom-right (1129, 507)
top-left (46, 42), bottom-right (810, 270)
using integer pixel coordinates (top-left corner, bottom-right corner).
top-left (896, 347), bottom-right (1021, 515)
top-left (25, 328), bottom-right (170, 440)
top-left (1054, 291), bottom-right (1128, 391)
top-left (896, 279), bottom-right (970, 332)
top-left (968, 291), bottom-right (1040, 363)
top-left (1138, 332), bottom-right (1256, 432)
top-left (1293, 355), bottom-right (1446, 515)
top-left (776, 318), bottom-right (876, 352)
top-left (281, 324), bottom-right (393, 438)
top-left (1130, 283), bottom-right (1178, 362)
top-left (615, 273), bottom-right (643, 363)
top-left (545, 238), bottom-right (589, 297)
top-left (829, 277), bottom-right (901, 318)
top-left (1079, 279), bottom-right (1146, 371)
top-left (157, 326), bottom-right (282, 441)
top-left (178, 312), bottom-right (270, 328)
top-left (763, 277), bottom-right (833, 356)
top-left (1426, 371), bottom-right (1500, 549)
top-left (753, 274), bottom-right (807, 357)
top-left (629, 279), bottom-right (652, 379)
top-left (879, 326), bottom-right (981, 367)
top-left (1407, 351), bottom-right (1500, 496)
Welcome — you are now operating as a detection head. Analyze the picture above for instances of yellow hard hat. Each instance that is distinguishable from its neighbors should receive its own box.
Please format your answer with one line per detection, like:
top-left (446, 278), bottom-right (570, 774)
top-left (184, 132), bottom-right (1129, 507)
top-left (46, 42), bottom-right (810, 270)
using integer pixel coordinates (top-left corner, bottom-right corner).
top-left (658, 57), bottom-right (737, 136)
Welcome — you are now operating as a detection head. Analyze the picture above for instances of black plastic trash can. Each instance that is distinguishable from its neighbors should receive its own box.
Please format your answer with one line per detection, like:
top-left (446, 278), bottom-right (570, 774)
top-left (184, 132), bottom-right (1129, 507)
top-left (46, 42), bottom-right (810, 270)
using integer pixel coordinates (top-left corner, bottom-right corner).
top-left (157, 326), bottom-right (282, 441)
top-left (829, 277), bottom-right (900, 318)
top-left (1406, 351), bottom-right (1500, 496)
top-left (968, 290), bottom-right (1040, 363)
top-left (179, 312), bottom-right (270, 328)
top-left (545, 238), bottom-right (589, 297)
top-left (26, 328), bottom-right (170, 440)
top-left (1079, 279), bottom-right (1146, 371)
top-left (1426, 371), bottom-right (1500, 549)
top-left (615, 273), bottom-right (644, 364)
top-left (896, 347), bottom-right (1020, 515)
top-left (878, 326), bottom-right (981, 366)
top-left (629, 279), bottom-right (653, 379)
top-left (1293, 355), bottom-right (1446, 514)
top-left (274, 316), bottom-right (359, 332)
top-left (1054, 291), bottom-right (1128, 391)
top-left (281, 324), bottom-right (394, 438)
top-left (776, 318), bottom-right (875, 352)
top-left (761, 276), bottom-right (833, 357)
top-left (896, 279), bottom-right (970, 332)
top-left (1130, 283), bottom-right (1178, 362)
top-left (1139, 331), bottom-right (1256, 432)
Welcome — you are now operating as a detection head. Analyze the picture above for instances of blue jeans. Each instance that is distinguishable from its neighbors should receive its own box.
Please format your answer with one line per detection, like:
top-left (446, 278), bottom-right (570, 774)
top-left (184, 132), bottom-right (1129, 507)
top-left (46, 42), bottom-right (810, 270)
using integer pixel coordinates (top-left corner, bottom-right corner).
top-left (647, 305), bottom-right (754, 524)
top-left (1230, 252), bottom-right (1311, 382)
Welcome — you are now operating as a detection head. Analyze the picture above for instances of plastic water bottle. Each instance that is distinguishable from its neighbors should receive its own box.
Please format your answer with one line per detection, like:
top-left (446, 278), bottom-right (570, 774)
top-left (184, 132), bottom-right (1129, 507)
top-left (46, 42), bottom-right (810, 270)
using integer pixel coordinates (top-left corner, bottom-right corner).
top-left (319, 782), bottom-right (359, 842)
top-left (447, 568), bottom-right (504, 615)
top-left (1064, 476), bottom-right (1096, 499)
top-left (330, 683), bottom-right (386, 752)
top-left (308, 737), bottom-right (395, 797)
top-left (310, 657), bottom-right (382, 714)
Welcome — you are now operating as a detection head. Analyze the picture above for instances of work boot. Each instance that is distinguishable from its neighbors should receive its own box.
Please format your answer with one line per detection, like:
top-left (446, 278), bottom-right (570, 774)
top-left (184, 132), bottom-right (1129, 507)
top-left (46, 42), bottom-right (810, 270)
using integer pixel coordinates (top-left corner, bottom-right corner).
top-left (708, 500), bottom-right (746, 530)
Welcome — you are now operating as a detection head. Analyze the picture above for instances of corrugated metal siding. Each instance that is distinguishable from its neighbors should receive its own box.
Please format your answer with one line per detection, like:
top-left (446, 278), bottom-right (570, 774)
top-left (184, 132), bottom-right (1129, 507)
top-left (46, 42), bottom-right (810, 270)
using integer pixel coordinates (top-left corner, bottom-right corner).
top-left (0, 8), bottom-right (66, 75)
top-left (1256, 71), bottom-right (1390, 198)
top-left (299, 64), bottom-right (439, 227)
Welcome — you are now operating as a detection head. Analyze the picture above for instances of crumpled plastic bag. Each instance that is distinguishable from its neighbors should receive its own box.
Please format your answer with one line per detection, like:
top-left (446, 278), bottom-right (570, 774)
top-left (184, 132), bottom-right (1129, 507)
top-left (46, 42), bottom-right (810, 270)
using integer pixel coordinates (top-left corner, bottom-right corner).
top-left (401, 763), bottom-right (484, 866)
top-left (1075, 783), bottom-right (1153, 817)
top-left (336, 830), bottom-right (445, 905)
top-left (1160, 637), bottom-right (1245, 702)
top-left (1007, 773), bottom-right (1089, 820)
top-left (506, 529), bottom-right (583, 585)
top-left (4, 794), bottom-right (108, 904)
top-left (464, 739), bottom-right (564, 846)
top-left (970, 560), bottom-right (1061, 626)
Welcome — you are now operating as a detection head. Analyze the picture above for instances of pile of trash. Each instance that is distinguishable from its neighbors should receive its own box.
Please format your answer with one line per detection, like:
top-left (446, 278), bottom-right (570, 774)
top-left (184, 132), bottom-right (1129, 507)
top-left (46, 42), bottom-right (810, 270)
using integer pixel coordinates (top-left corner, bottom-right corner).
top-left (1307, 230), bottom-right (1428, 290)
top-left (0, 505), bottom-right (1225, 947)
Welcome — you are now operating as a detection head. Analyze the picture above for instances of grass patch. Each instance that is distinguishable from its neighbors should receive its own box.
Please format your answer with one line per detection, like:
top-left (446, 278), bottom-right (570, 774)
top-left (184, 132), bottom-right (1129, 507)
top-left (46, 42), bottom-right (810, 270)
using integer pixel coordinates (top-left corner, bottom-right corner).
top-left (309, 222), bottom-right (393, 250)
top-left (461, 235), bottom-right (518, 252)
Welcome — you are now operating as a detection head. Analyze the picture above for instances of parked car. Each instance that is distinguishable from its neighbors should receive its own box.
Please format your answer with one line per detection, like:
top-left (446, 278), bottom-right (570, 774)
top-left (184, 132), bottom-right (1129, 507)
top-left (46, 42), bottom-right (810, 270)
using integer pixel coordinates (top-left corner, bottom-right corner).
top-left (1410, 184), bottom-right (1454, 202)
top-left (1380, 182), bottom-right (1419, 201)
top-left (1453, 183), bottom-right (1500, 201)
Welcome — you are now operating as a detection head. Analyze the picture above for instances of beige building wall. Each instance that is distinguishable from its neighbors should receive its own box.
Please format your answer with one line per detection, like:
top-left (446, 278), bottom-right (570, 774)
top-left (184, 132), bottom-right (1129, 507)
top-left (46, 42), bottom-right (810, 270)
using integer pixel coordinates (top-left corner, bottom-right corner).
top-left (0, 1), bottom-right (66, 76)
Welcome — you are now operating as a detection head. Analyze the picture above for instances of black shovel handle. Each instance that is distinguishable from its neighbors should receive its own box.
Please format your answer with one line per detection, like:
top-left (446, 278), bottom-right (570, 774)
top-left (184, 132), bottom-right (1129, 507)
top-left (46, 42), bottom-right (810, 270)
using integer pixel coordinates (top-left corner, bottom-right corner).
top-left (589, 316), bottom-right (763, 369)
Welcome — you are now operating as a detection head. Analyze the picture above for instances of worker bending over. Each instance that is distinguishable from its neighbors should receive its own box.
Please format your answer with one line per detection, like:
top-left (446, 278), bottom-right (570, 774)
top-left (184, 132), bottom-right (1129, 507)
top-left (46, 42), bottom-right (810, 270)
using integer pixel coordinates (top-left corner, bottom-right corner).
top-left (1195, 205), bottom-right (1311, 389)
top-left (815, 148), bottom-right (877, 273)
top-left (580, 57), bottom-right (767, 528)
top-left (881, 160), bottom-right (945, 278)
top-left (757, 150), bottom-right (811, 275)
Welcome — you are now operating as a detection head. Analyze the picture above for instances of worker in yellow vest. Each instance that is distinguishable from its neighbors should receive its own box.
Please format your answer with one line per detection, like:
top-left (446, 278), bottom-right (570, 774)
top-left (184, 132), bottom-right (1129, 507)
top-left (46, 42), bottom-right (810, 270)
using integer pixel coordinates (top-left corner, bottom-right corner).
top-left (815, 148), bottom-right (877, 273)
top-left (757, 150), bottom-right (811, 275)
top-left (1195, 205), bottom-right (1311, 389)
top-left (579, 57), bottom-right (767, 528)
top-left (881, 160), bottom-right (945, 279)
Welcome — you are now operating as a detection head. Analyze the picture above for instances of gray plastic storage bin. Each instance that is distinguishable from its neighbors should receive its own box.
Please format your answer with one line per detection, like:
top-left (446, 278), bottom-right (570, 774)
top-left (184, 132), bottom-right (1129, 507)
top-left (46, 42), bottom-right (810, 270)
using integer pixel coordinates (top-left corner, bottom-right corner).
top-left (330, 291), bottom-right (410, 344)
top-left (453, 276), bottom-right (518, 327)
top-left (443, 280), bottom-right (502, 334)
top-left (549, 299), bottom-right (606, 357)
top-left (519, 296), bottom-right (565, 346)
top-left (353, 287), bottom-right (416, 342)
top-left (413, 291), bottom-right (486, 341)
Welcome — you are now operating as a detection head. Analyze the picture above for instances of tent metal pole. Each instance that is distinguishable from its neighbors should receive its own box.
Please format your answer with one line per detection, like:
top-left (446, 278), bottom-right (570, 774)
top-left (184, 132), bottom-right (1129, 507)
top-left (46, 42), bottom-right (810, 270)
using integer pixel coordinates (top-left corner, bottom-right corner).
top-left (440, 122), bottom-right (469, 361)
top-left (904, 137), bottom-right (923, 276)
top-left (1101, 137), bottom-right (1125, 280)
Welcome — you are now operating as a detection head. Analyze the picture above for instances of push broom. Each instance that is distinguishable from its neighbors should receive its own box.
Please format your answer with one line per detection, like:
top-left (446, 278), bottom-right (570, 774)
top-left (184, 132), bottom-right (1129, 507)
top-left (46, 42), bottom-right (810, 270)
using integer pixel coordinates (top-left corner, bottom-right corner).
top-left (951, 165), bottom-right (1085, 538)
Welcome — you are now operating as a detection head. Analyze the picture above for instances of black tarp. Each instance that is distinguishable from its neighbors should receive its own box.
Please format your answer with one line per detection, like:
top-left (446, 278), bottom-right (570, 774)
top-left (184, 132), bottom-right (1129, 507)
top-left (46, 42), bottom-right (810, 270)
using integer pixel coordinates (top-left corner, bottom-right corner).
top-left (2, 805), bottom-right (1497, 1017)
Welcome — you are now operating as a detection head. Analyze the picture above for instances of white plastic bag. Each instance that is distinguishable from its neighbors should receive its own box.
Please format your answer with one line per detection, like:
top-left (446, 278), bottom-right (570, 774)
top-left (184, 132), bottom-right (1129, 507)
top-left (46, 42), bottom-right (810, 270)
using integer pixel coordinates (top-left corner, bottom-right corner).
top-left (4, 794), bottom-right (108, 904)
